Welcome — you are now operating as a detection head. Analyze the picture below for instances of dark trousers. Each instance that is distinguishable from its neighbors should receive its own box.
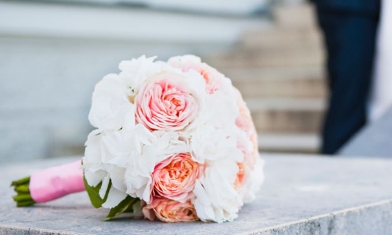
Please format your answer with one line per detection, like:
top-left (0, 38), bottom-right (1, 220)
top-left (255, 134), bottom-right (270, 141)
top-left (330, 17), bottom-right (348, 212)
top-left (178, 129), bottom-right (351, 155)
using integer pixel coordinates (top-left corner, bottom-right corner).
top-left (315, 7), bottom-right (379, 154)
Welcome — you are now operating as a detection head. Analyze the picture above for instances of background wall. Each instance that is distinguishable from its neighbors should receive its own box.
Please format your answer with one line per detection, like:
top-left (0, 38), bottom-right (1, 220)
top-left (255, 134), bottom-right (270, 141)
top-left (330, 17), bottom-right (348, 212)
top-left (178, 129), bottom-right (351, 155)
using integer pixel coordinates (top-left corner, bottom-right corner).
top-left (0, 0), bottom-right (269, 163)
top-left (0, 0), bottom-right (322, 164)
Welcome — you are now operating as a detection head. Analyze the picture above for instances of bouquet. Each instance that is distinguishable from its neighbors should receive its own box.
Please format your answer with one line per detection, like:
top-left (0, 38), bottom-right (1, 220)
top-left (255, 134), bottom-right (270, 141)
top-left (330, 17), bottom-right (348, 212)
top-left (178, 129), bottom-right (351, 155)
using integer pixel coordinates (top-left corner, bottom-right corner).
top-left (11, 55), bottom-right (264, 223)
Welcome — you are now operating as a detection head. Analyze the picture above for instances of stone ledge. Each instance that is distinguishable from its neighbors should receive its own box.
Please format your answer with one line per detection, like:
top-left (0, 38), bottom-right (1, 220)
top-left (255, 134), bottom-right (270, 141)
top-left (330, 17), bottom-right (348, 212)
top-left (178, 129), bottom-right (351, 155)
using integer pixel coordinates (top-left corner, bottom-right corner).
top-left (258, 134), bottom-right (320, 151)
top-left (244, 200), bottom-right (392, 235)
top-left (1, 155), bottom-right (392, 234)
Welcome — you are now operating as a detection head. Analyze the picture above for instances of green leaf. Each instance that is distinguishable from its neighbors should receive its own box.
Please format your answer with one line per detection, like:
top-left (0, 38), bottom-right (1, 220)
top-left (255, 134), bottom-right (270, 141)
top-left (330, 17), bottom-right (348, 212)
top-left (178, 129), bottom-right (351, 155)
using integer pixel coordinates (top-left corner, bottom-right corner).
top-left (83, 175), bottom-right (111, 208)
top-left (129, 200), bottom-right (143, 217)
top-left (105, 196), bottom-right (139, 221)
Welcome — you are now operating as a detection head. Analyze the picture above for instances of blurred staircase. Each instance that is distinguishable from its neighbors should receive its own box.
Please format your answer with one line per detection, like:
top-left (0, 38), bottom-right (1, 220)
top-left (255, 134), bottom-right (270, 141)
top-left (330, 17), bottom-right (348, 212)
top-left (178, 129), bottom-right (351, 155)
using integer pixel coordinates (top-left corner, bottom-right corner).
top-left (206, 3), bottom-right (327, 153)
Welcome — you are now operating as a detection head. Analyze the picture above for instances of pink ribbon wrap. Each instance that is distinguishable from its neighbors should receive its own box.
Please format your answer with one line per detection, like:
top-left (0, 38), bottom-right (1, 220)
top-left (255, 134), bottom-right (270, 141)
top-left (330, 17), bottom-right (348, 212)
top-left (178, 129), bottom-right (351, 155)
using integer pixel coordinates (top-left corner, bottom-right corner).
top-left (30, 160), bottom-right (85, 203)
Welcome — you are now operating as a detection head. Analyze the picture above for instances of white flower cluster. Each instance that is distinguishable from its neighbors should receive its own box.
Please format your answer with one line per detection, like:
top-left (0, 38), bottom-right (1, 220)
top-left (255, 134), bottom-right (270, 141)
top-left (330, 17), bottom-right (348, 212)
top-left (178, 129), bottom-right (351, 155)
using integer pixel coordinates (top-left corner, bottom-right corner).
top-left (83, 55), bottom-right (264, 223)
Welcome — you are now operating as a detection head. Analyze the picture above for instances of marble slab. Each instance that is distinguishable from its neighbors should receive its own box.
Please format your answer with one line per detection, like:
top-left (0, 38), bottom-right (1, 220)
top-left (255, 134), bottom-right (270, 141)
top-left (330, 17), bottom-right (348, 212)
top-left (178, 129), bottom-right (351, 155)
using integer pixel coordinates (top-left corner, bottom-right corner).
top-left (1, 155), bottom-right (392, 234)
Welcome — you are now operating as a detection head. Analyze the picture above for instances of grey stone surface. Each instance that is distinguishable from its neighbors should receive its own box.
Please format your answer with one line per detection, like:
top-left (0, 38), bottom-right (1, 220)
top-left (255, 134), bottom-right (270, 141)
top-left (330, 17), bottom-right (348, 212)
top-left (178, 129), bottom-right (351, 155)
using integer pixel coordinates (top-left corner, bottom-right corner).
top-left (1, 155), bottom-right (392, 234)
top-left (339, 107), bottom-right (392, 157)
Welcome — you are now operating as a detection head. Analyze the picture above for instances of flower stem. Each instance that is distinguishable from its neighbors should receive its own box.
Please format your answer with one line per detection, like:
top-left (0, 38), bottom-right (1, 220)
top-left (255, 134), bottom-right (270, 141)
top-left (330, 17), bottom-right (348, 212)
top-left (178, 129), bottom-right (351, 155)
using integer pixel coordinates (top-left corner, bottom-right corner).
top-left (13, 184), bottom-right (30, 193)
top-left (11, 176), bottom-right (36, 207)
top-left (11, 176), bottom-right (30, 186)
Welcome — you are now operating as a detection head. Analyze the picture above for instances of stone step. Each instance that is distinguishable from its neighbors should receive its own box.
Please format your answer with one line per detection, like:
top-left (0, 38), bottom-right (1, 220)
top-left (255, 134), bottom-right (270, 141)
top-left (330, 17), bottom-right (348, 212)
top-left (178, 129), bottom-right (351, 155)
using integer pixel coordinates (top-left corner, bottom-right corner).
top-left (240, 27), bottom-right (323, 50)
top-left (258, 133), bottom-right (320, 152)
top-left (274, 3), bottom-right (318, 29)
top-left (225, 66), bottom-right (326, 98)
top-left (246, 98), bottom-right (326, 111)
top-left (247, 98), bottom-right (325, 133)
top-left (252, 109), bottom-right (323, 133)
top-left (206, 46), bottom-right (324, 68)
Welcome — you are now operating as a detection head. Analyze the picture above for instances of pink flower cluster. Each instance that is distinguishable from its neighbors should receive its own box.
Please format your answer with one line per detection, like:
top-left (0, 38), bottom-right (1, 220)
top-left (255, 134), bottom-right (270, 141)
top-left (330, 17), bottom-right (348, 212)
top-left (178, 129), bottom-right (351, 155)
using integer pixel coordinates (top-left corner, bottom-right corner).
top-left (84, 55), bottom-right (264, 223)
top-left (144, 153), bottom-right (202, 222)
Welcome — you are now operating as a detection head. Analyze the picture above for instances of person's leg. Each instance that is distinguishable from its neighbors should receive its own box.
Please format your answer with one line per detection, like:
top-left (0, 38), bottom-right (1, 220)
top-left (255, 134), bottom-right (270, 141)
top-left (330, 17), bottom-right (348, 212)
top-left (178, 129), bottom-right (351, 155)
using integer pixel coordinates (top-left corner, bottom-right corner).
top-left (316, 8), bottom-right (379, 154)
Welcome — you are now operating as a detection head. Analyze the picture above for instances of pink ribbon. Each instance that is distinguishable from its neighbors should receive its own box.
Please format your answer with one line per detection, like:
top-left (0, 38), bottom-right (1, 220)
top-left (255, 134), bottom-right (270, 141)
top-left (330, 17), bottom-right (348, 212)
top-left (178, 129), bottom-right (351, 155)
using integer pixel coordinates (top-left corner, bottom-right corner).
top-left (30, 160), bottom-right (85, 203)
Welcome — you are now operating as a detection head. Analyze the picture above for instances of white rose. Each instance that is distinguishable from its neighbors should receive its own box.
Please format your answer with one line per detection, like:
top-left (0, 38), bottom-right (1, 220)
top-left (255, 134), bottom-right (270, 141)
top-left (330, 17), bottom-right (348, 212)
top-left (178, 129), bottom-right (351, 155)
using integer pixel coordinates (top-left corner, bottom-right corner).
top-left (243, 157), bottom-right (264, 203)
top-left (198, 90), bottom-right (239, 129)
top-left (83, 124), bottom-right (157, 208)
top-left (83, 129), bottom-right (107, 187)
top-left (188, 89), bottom-right (242, 163)
top-left (192, 159), bottom-right (243, 223)
top-left (88, 74), bottom-right (135, 131)
top-left (190, 125), bottom-right (243, 163)
top-left (119, 55), bottom-right (163, 94)
top-left (83, 130), bottom-right (129, 209)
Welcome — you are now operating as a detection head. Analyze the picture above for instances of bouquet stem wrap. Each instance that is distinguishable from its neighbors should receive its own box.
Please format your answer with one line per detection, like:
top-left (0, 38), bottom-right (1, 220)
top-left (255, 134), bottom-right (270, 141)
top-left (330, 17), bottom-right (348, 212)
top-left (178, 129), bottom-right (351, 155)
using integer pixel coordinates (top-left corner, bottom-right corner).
top-left (12, 160), bottom-right (85, 206)
top-left (30, 160), bottom-right (85, 203)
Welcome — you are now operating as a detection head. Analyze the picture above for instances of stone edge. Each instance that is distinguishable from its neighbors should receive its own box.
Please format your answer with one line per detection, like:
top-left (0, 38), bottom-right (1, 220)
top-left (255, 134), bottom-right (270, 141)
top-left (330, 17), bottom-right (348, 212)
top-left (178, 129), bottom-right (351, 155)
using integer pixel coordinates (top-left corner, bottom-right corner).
top-left (238, 199), bottom-right (392, 235)
top-left (0, 225), bottom-right (93, 235)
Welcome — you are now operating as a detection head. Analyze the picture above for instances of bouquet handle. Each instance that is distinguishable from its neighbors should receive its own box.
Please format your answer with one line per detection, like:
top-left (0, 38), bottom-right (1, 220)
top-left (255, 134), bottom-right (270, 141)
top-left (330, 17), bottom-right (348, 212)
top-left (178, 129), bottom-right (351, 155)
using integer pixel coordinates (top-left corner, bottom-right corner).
top-left (12, 160), bottom-right (85, 206)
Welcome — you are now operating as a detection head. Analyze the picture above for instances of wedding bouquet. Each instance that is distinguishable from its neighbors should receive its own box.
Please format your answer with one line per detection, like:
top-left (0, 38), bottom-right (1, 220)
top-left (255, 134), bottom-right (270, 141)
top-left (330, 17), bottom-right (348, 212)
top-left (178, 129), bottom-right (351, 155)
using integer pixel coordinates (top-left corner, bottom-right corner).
top-left (11, 55), bottom-right (264, 223)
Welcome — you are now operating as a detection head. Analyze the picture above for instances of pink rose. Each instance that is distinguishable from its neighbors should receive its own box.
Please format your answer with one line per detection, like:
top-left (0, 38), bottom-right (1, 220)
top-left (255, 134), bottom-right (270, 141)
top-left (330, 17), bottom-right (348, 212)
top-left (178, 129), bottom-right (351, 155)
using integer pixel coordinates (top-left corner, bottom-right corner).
top-left (234, 88), bottom-right (258, 142)
top-left (135, 72), bottom-right (199, 131)
top-left (152, 153), bottom-right (203, 202)
top-left (249, 133), bottom-right (259, 167)
top-left (234, 144), bottom-right (253, 190)
top-left (235, 89), bottom-right (255, 135)
top-left (234, 162), bottom-right (246, 189)
top-left (235, 87), bottom-right (259, 172)
top-left (143, 198), bottom-right (198, 222)
top-left (237, 115), bottom-right (258, 167)
top-left (168, 55), bottom-right (226, 94)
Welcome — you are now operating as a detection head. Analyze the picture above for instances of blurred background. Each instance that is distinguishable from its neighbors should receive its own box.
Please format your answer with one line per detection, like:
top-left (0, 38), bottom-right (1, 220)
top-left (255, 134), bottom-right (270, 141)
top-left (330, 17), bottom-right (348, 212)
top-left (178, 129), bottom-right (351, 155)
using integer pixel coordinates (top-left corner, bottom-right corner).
top-left (0, 0), bottom-right (327, 164)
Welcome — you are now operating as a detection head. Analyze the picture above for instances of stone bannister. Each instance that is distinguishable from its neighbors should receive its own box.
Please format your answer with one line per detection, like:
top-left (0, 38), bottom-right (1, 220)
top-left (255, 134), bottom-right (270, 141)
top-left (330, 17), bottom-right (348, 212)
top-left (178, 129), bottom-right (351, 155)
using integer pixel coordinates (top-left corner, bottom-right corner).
top-left (1, 155), bottom-right (392, 234)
